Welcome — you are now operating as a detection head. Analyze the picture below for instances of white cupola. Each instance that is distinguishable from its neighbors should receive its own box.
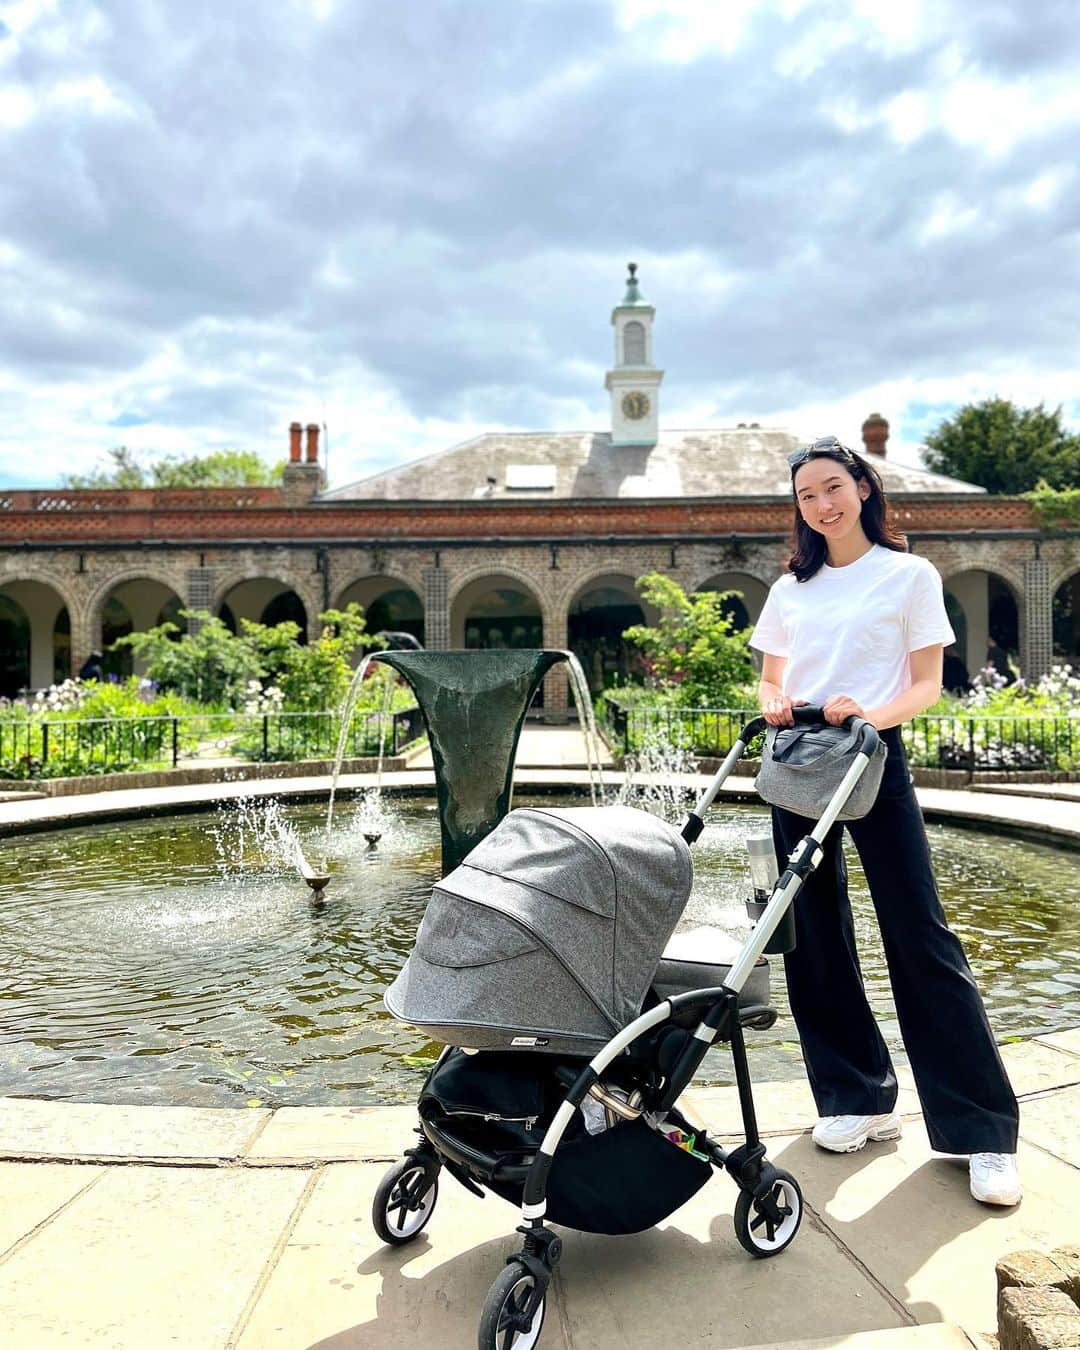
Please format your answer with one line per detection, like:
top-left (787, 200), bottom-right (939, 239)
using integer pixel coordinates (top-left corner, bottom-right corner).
top-left (605, 262), bottom-right (663, 447)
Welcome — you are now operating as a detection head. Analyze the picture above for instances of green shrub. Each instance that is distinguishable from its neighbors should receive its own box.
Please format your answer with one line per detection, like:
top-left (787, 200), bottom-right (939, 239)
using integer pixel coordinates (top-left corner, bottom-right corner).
top-left (621, 572), bottom-right (757, 708)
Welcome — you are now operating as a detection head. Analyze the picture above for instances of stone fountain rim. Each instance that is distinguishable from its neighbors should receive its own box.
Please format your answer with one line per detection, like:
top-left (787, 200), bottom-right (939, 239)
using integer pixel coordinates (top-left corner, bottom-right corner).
top-left (0, 769), bottom-right (1077, 851)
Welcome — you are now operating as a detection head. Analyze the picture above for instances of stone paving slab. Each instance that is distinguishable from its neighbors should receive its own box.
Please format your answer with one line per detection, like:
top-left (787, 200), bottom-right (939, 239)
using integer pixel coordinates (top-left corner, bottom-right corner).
top-left (1014, 1083), bottom-right (1080, 1167)
top-left (237, 1161), bottom-right (537, 1348)
top-left (1037, 1027), bottom-right (1080, 1058)
top-left (0, 1032), bottom-right (1072, 1169)
top-left (0, 1095), bottom-right (269, 1162)
top-left (915, 785), bottom-right (1080, 847)
top-left (0, 1165), bottom-right (310, 1349)
top-left (0, 1161), bottom-right (104, 1257)
top-left (557, 1133), bottom-right (905, 1350)
top-left (973, 782), bottom-right (1080, 802)
top-left (0, 1035), bottom-right (1073, 1347)
top-left (737, 1327), bottom-right (977, 1349)
top-left (239, 1147), bottom-right (908, 1350)
top-left (246, 1104), bottom-right (409, 1163)
top-left (790, 1120), bottom-right (1079, 1334)
top-left (687, 1077), bottom-right (923, 1138)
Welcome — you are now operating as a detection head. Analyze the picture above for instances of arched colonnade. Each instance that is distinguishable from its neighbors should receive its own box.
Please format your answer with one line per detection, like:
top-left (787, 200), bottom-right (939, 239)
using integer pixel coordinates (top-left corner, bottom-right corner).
top-left (1, 550), bottom-right (1076, 708)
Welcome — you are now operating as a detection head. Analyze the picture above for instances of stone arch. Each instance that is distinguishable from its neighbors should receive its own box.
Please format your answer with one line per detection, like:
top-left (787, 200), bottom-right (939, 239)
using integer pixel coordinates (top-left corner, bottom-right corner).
top-left (565, 571), bottom-right (653, 695)
top-left (334, 574), bottom-right (425, 647)
top-left (693, 570), bottom-right (769, 633)
top-left (941, 567), bottom-right (1022, 683)
top-left (1052, 566), bottom-right (1080, 664)
top-left (450, 570), bottom-right (544, 650)
top-left (0, 577), bottom-right (75, 694)
top-left (86, 570), bottom-right (186, 679)
top-left (215, 577), bottom-right (309, 643)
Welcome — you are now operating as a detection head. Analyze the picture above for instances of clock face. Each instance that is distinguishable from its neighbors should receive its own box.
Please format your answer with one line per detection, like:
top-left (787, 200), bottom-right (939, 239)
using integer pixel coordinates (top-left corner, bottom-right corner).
top-left (621, 391), bottom-right (650, 421)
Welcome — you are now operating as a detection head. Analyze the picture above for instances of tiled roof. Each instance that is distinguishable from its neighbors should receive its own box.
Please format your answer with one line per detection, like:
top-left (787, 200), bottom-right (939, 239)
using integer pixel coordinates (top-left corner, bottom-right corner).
top-left (320, 428), bottom-right (985, 501)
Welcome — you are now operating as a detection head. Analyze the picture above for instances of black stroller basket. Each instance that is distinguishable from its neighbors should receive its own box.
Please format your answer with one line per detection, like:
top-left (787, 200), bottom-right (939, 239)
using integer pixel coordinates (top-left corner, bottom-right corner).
top-left (374, 706), bottom-right (882, 1350)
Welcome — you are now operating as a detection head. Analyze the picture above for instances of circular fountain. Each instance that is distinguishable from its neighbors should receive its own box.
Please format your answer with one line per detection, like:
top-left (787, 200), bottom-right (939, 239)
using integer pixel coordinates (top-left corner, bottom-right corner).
top-left (0, 792), bottom-right (1076, 1111)
top-left (0, 652), bottom-right (1076, 1114)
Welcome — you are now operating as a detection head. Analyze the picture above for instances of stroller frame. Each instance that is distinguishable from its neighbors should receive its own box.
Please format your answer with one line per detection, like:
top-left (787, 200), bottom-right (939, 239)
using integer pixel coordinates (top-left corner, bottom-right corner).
top-left (374, 707), bottom-right (881, 1349)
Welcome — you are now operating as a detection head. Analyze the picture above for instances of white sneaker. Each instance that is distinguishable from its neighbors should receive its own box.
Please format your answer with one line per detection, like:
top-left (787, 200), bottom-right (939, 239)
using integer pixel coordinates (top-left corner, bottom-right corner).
top-left (969, 1152), bottom-right (1022, 1206)
top-left (812, 1112), bottom-right (903, 1153)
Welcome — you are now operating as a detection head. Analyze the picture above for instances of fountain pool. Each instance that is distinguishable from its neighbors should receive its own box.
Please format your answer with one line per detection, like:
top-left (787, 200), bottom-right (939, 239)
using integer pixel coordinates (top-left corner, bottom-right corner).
top-left (1, 796), bottom-right (1077, 1109)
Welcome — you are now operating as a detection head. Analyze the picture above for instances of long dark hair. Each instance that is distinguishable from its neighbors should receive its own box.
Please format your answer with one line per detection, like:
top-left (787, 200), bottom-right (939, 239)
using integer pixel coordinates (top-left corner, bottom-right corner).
top-left (788, 442), bottom-right (906, 582)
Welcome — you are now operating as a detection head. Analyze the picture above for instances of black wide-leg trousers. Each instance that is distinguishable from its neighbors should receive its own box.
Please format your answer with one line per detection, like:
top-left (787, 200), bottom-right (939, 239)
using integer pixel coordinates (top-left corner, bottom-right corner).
top-left (770, 726), bottom-right (1019, 1155)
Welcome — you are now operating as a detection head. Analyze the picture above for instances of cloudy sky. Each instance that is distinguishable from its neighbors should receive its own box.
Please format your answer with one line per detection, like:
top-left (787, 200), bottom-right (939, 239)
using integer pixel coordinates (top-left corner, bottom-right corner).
top-left (1, 0), bottom-right (1077, 490)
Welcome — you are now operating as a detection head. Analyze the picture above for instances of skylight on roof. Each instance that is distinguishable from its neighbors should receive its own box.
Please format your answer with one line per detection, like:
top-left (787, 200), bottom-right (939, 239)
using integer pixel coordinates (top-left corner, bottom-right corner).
top-left (505, 463), bottom-right (556, 491)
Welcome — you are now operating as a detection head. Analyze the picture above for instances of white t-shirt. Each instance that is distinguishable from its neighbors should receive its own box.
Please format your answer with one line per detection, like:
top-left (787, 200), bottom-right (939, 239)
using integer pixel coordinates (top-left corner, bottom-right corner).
top-left (749, 544), bottom-right (955, 712)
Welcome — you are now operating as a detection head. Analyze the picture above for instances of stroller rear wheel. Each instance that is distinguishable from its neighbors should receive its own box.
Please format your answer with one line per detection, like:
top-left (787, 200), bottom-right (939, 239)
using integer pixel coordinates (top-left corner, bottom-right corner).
top-left (733, 1168), bottom-right (802, 1257)
top-left (478, 1261), bottom-right (546, 1350)
top-left (372, 1156), bottom-right (439, 1245)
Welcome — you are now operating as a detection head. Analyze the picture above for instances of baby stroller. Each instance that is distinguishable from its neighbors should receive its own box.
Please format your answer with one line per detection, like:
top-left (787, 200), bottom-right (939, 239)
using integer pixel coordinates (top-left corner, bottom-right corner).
top-left (375, 707), bottom-right (881, 1349)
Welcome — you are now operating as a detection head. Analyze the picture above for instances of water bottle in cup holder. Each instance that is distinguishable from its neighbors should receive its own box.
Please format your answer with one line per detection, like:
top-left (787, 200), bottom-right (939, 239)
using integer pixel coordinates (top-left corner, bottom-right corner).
top-left (744, 834), bottom-right (797, 955)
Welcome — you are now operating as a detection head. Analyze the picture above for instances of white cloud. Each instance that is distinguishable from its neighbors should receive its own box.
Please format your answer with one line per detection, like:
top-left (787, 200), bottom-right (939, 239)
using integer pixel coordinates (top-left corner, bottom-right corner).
top-left (939, 73), bottom-right (1080, 155)
top-left (1021, 167), bottom-right (1074, 211)
top-left (0, 84), bottom-right (33, 126)
top-left (0, 0), bottom-right (1076, 490)
top-left (614, 0), bottom-right (760, 59)
top-left (918, 193), bottom-right (980, 244)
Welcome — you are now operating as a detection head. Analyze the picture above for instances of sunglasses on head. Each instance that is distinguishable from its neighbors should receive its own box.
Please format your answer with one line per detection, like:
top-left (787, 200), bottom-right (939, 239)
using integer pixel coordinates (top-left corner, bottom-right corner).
top-left (787, 436), bottom-right (857, 469)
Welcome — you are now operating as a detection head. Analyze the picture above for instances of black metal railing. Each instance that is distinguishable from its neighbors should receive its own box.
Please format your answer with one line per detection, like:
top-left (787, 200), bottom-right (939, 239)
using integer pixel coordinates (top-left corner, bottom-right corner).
top-left (608, 705), bottom-right (1077, 778)
top-left (0, 707), bottom-right (424, 779)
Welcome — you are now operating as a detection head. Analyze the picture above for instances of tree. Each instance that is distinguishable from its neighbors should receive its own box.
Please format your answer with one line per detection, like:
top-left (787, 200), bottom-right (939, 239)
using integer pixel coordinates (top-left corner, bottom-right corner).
top-left (152, 449), bottom-right (285, 488)
top-left (62, 447), bottom-right (147, 489)
top-left (622, 572), bottom-right (757, 707)
top-left (62, 447), bottom-right (285, 489)
top-left (923, 399), bottom-right (1080, 494)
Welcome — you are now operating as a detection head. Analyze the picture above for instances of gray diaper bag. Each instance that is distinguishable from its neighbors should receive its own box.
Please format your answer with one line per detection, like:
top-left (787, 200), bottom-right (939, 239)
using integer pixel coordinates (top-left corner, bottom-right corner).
top-left (755, 720), bottom-right (888, 821)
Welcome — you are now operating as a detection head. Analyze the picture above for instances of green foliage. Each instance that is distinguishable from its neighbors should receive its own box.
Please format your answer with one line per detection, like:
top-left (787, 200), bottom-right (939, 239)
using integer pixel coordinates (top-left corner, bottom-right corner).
top-left (62, 446), bottom-right (286, 489)
top-left (111, 603), bottom-right (385, 714)
top-left (276, 606), bottom-right (383, 712)
top-left (0, 677), bottom-right (210, 779)
top-left (1023, 480), bottom-right (1080, 527)
top-left (62, 446), bottom-right (147, 489)
top-left (113, 611), bottom-right (264, 706)
top-left (621, 572), bottom-right (757, 707)
top-left (923, 399), bottom-right (1080, 494)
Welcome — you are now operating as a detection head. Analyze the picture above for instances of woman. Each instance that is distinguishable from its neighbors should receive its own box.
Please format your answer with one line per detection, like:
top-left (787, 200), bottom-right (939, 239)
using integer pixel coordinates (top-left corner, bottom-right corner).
top-left (749, 435), bottom-right (1021, 1206)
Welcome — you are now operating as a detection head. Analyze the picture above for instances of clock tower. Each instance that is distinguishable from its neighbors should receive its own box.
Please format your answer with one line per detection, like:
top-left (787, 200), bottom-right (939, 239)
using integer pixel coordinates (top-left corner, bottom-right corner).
top-left (605, 262), bottom-right (663, 446)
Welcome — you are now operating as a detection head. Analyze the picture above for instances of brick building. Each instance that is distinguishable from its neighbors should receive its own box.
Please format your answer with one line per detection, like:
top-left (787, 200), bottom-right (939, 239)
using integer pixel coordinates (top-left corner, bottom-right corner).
top-left (1, 268), bottom-right (1077, 713)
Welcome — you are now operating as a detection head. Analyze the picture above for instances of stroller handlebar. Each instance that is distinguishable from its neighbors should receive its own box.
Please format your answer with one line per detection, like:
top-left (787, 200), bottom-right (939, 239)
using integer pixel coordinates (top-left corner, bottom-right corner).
top-left (680, 707), bottom-right (880, 843)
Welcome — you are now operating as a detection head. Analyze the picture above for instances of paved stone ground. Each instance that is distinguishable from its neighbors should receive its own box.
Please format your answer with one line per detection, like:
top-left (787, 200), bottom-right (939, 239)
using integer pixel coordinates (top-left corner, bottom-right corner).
top-left (0, 727), bottom-right (1076, 1346)
top-left (0, 1032), bottom-right (1076, 1348)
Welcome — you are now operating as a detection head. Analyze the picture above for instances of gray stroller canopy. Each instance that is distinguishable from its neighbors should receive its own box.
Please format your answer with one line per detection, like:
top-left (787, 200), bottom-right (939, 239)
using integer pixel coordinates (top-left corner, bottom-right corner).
top-left (385, 805), bottom-right (693, 1055)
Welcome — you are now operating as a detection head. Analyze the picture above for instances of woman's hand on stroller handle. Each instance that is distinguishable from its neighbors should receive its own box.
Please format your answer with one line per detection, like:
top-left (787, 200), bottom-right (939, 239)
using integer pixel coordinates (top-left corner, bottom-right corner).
top-left (763, 696), bottom-right (808, 727)
top-left (762, 699), bottom-right (869, 731)
top-left (821, 695), bottom-right (867, 727)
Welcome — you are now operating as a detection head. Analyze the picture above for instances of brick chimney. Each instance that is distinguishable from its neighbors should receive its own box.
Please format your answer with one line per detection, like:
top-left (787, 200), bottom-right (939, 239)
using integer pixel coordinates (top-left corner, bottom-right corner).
top-left (282, 420), bottom-right (325, 504)
top-left (862, 412), bottom-right (889, 457)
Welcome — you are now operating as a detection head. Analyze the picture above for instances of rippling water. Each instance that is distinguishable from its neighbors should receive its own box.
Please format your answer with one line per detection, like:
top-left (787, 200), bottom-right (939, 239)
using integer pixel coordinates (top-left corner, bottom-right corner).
top-left (0, 795), bottom-right (1076, 1107)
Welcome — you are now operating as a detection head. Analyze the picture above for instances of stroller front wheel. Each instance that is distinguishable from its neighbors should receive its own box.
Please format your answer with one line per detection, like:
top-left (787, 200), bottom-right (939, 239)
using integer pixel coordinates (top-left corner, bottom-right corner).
top-left (478, 1261), bottom-right (546, 1350)
top-left (372, 1156), bottom-right (439, 1245)
top-left (734, 1169), bottom-right (803, 1257)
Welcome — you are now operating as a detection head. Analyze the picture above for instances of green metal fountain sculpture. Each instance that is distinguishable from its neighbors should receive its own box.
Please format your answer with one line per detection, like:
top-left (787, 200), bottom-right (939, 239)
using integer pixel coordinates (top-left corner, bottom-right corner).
top-left (372, 649), bottom-right (568, 874)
